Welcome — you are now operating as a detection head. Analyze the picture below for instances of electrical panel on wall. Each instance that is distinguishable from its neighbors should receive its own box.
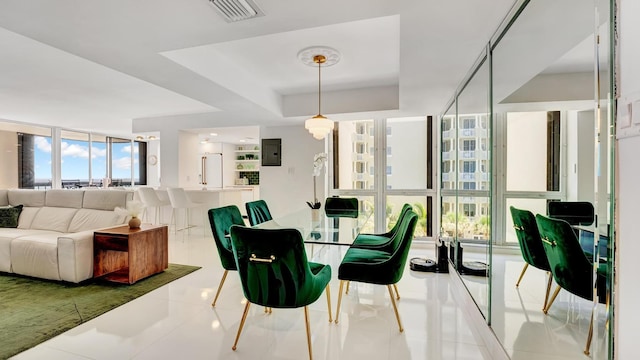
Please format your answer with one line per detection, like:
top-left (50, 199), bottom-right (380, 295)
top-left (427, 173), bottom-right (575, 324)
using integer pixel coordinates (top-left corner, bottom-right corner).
top-left (617, 92), bottom-right (640, 139)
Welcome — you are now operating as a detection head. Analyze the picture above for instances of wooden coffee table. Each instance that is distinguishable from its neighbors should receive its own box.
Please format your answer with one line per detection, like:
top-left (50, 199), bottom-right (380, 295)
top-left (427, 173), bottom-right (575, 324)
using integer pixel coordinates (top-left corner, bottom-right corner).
top-left (93, 224), bottom-right (169, 284)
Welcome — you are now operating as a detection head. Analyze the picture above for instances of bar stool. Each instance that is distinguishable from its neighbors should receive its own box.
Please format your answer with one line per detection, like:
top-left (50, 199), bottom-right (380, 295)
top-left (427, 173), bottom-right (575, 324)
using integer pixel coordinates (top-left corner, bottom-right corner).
top-left (137, 187), bottom-right (170, 224)
top-left (167, 187), bottom-right (202, 233)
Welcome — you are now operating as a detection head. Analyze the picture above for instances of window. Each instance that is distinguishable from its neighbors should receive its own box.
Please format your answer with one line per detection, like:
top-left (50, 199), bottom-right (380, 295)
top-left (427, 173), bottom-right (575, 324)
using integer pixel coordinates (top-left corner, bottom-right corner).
top-left (442, 161), bottom-right (452, 173)
top-left (31, 134), bottom-right (53, 189)
top-left (461, 182), bottom-right (476, 190)
top-left (461, 117), bottom-right (476, 129)
top-left (334, 116), bottom-right (434, 239)
top-left (462, 139), bottom-right (476, 151)
top-left (462, 161), bottom-right (476, 173)
top-left (480, 160), bottom-right (488, 173)
top-left (462, 203), bottom-right (476, 217)
top-left (91, 134), bottom-right (107, 185)
top-left (335, 120), bottom-right (375, 190)
top-left (442, 117), bottom-right (454, 131)
top-left (386, 117), bottom-right (427, 190)
top-left (61, 130), bottom-right (90, 188)
top-left (442, 139), bottom-right (452, 152)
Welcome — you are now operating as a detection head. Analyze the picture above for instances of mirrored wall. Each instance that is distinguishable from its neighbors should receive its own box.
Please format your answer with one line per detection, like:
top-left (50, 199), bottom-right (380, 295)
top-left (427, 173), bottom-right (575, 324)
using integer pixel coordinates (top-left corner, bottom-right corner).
top-left (440, 0), bottom-right (614, 358)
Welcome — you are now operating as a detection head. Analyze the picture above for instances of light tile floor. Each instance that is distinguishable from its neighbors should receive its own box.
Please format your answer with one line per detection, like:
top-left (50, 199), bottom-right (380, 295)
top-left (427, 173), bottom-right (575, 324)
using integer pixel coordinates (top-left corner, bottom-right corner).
top-left (10, 227), bottom-right (608, 359)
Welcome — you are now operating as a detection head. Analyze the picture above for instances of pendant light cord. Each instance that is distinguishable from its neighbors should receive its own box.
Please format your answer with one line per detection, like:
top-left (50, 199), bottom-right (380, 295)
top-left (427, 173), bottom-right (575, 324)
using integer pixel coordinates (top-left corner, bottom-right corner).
top-left (317, 58), bottom-right (322, 116)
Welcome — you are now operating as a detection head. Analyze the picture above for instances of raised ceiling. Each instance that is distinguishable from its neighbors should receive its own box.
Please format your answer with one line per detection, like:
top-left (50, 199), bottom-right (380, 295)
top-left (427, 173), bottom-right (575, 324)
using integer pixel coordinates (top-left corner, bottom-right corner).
top-left (0, 0), bottom-right (516, 138)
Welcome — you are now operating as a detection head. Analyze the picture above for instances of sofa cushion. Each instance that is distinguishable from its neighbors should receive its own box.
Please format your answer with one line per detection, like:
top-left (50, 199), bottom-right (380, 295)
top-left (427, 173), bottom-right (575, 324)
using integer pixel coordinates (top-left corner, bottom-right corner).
top-left (8, 190), bottom-right (45, 207)
top-left (11, 233), bottom-right (61, 281)
top-left (68, 209), bottom-right (126, 233)
top-left (0, 205), bottom-right (23, 228)
top-left (30, 207), bottom-right (78, 233)
top-left (83, 190), bottom-right (130, 211)
top-left (0, 229), bottom-right (59, 273)
top-left (45, 189), bottom-right (84, 208)
top-left (16, 207), bottom-right (41, 229)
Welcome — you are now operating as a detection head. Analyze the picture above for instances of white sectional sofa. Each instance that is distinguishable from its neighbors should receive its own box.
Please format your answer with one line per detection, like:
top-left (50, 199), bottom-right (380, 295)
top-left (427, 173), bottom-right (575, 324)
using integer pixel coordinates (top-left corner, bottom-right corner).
top-left (0, 189), bottom-right (132, 283)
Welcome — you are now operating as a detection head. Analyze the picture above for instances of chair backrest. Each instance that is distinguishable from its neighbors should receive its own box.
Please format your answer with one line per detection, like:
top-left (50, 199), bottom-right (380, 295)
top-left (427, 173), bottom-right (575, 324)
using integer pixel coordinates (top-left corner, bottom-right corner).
top-left (245, 200), bottom-right (273, 226)
top-left (535, 214), bottom-right (594, 301)
top-left (137, 187), bottom-right (163, 207)
top-left (509, 206), bottom-right (551, 271)
top-left (209, 205), bottom-right (246, 271)
top-left (167, 187), bottom-right (191, 208)
top-left (547, 201), bottom-right (594, 226)
top-left (230, 225), bottom-right (330, 308)
top-left (324, 197), bottom-right (359, 218)
top-left (382, 210), bottom-right (419, 284)
top-left (384, 203), bottom-right (413, 237)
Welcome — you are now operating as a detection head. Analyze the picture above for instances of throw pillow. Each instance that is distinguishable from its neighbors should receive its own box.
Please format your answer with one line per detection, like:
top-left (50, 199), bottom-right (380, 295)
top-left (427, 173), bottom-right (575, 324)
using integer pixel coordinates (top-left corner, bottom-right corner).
top-left (0, 205), bottom-right (23, 228)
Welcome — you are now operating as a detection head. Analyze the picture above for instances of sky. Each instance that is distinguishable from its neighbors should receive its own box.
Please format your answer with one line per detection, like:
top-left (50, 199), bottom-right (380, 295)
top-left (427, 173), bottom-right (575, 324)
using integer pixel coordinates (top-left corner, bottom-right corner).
top-left (34, 136), bottom-right (139, 181)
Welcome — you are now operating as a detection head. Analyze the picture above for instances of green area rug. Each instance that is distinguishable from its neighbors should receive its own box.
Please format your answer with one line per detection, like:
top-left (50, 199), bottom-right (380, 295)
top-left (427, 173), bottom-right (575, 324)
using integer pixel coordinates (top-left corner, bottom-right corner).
top-left (0, 264), bottom-right (201, 359)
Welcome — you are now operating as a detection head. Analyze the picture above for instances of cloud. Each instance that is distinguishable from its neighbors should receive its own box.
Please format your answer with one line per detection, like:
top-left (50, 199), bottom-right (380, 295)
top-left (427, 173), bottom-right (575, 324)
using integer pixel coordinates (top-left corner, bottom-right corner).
top-left (121, 145), bottom-right (139, 154)
top-left (113, 156), bottom-right (131, 170)
top-left (34, 136), bottom-right (51, 152)
top-left (91, 146), bottom-right (107, 158)
top-left (61, 142), bottom-right (89, 158)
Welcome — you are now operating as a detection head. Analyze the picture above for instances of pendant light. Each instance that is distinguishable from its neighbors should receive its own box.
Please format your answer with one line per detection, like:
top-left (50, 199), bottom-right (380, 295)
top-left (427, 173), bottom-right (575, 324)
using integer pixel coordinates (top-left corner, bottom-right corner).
top-left (299, 47), bottom-right (340, 140)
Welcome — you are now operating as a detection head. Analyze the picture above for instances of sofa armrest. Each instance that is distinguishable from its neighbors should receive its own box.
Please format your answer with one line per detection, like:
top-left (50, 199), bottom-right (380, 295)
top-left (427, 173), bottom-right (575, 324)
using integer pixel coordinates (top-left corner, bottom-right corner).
top-left (57, 230), bottom-right (96, 283)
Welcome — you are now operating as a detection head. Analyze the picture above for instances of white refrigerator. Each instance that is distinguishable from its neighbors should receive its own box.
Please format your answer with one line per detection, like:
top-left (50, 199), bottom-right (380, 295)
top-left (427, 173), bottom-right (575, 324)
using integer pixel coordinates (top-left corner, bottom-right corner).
top-left (200, 153), bottom-right (223, 188)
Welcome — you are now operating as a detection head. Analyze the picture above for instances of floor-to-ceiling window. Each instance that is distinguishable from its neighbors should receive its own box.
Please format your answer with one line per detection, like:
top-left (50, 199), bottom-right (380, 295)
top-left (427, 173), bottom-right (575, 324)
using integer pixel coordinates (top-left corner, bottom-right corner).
top-left (0, 120), bottom-right (146, 189)
top-left (331, 116), bottom-right (434, 239)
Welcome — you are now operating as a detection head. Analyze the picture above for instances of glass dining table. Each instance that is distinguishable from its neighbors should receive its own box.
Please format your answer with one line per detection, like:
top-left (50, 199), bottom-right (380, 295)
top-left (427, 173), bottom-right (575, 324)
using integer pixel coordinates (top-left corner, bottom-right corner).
top-left (254, 207), bottom-right (374, 246)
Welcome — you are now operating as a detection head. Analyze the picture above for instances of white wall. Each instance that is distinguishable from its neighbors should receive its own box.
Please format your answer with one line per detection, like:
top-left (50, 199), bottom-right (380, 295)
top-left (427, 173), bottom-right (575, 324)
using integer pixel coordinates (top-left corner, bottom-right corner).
top-left (615, 0), bottom-right (640, 357)
top-left (0, 130), bottom-right (18, 189)
top-left (178, 131), bottom-right (200, 188)
top-left (259, 125), bottom-right (325, 217)
top-left (146, 140), bottom-right (161, 187)
top-left (222, 143), bottom-right (236, 187)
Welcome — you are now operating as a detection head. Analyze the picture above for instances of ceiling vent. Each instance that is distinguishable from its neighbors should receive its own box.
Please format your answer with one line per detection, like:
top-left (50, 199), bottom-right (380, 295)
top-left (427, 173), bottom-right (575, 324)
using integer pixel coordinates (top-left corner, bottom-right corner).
top-left (208, 0), bottom-right (264, 22)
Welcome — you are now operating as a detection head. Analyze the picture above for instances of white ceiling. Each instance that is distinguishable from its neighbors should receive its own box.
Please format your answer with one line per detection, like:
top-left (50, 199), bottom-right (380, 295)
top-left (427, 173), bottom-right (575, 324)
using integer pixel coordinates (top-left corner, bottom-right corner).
top-left (0, 0), bottom-right (517, 140)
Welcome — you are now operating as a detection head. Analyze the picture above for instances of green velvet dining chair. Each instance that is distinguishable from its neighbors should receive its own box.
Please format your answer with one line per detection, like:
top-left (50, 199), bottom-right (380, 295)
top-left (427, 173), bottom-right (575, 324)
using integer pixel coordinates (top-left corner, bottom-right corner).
top-left (347, 203), bottom-right (413, 300)
top-left (324, 196), bottom-right (359, 218)
top-left (208, 205), bottom-right (246, 307)
top-left (509, 206), bottom-right (553, 310)
top-left (245, 199), bottom-right (273, 226)
top-left (535, 214), bottom-right (608, 356)
top-left (351, 203), bottom-right (413, 251)
top-left (334, 209), bottom-right (418, 332)
top-left (229, 225), bottom-right (332, 360)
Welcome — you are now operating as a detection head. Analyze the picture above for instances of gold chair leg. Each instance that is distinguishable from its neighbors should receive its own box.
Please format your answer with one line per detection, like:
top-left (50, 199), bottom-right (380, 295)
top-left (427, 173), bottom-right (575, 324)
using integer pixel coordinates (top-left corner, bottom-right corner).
top-left (543, 272), bottom-right (553, 310)
top-left (345, 280), bottom-right (350, 294)
top-left (211, 270), bottom-right (228, 307)
top-left (232, 301), bottom-right (251, 351)
top-left (304, 306), bottom-right (313, 360)
top-left (388, 285), bottom-right (403, 332)
top-left (393, 283), bottom-right (400, 300)
top-left (584, 309), bottom-right (594, 355)
top-left (325, 285), bottom-right (333, 323)
top-left (515, 263), bottom-right (529, 287)
top-left (543, 285), bottom-right (562, 314)
top-left (335, 280), bottom-right (345, 324)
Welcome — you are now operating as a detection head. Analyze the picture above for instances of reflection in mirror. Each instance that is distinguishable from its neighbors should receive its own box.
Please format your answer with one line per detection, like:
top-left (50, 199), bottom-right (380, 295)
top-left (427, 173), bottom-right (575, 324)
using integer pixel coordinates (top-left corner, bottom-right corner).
top-left (488, 0), bottom-right (612, 358)
top-left (453, 55), bottom-right (491, 319)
